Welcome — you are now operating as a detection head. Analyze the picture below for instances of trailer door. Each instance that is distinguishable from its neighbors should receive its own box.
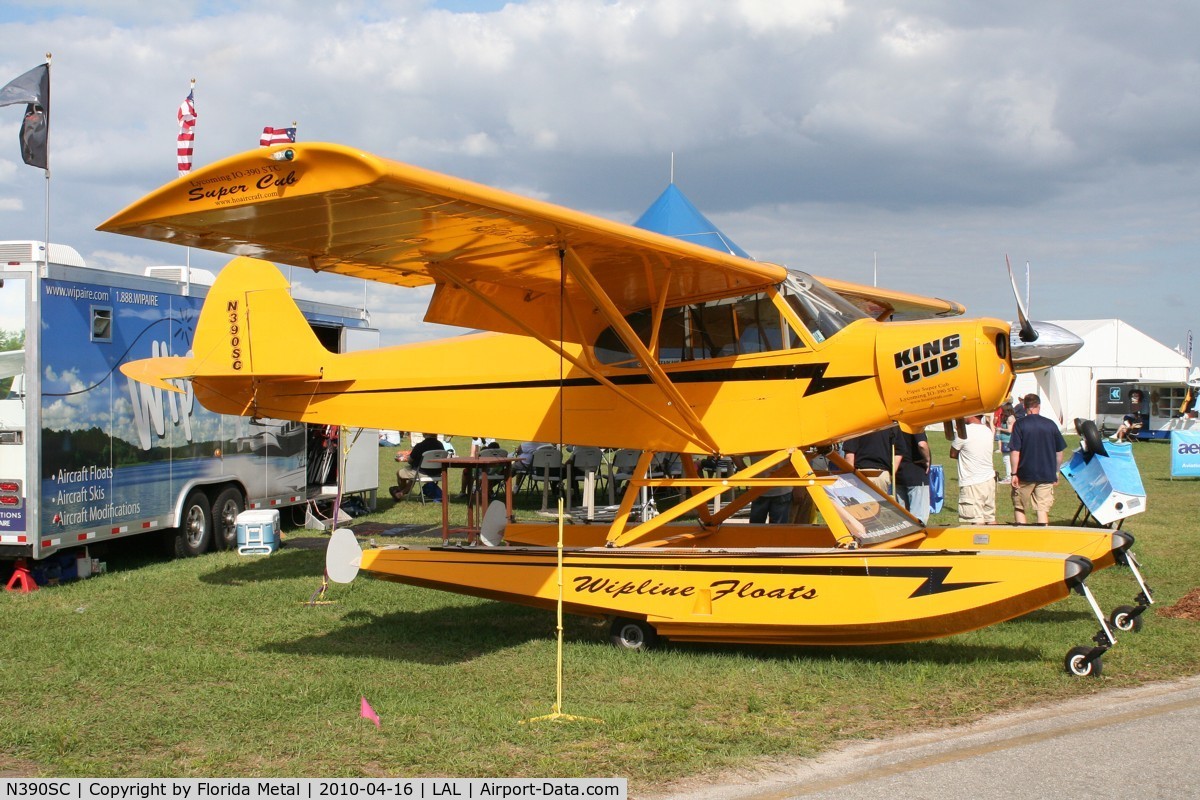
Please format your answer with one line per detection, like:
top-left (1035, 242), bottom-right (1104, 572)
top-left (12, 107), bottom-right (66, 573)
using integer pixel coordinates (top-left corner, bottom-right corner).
top-left (0, 277), bottom-right (30, 552)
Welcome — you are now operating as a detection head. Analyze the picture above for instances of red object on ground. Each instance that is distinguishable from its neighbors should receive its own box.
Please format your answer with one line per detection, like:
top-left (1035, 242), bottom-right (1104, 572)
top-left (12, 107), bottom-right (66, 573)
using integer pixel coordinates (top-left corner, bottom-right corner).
top-left (4, 558), bottom-right (37, 593)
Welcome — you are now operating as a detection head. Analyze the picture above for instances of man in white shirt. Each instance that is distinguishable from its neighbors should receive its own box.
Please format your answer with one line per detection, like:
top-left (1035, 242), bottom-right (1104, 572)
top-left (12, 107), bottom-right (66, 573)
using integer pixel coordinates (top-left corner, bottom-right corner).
top-left (950, 414), bottom-right (997, 524)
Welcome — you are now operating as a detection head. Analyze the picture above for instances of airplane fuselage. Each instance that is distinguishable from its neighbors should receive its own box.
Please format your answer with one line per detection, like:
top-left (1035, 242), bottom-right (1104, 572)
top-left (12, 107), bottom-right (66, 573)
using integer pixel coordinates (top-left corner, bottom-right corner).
top-left (189, 261), bottom-right (1015, 453)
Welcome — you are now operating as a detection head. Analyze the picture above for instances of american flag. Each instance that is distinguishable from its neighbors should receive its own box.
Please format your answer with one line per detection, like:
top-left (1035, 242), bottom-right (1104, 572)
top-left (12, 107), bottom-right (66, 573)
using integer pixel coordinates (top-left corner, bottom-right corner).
top-left (260, 126), bottom-right (296, 147)
top-left (177, 88), bottom-right (197, 176)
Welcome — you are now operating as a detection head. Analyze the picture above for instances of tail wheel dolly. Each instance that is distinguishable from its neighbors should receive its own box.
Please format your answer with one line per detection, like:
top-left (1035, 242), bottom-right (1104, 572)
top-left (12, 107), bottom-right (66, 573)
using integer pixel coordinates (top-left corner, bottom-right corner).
top-left (1065, 578), bottom-right (1117, 678)
top-left (1109, 548), bottom-right (1154, 634)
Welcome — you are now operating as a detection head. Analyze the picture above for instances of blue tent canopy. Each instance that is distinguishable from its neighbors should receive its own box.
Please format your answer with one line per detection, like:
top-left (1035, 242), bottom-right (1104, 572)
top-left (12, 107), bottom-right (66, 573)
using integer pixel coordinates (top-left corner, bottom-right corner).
top-left (633, 183), bottom-right (752, 259)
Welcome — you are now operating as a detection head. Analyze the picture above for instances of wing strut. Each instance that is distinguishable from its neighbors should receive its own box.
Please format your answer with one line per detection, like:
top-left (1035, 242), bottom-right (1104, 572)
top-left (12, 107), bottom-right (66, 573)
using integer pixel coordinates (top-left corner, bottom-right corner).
top-left (561, 246), bottom-right (721, 454)
top-left (423, 260), bottom-right (715, 453)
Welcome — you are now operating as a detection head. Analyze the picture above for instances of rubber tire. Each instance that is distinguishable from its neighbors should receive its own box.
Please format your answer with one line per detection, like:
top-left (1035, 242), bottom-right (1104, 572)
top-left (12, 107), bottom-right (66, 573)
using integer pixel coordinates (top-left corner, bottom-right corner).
top-left (1110, 605), bottom-right (1144, 634)
top-left (1064, 646), bottom-right (1103, 678)
top-left (1075, 418), bottom-right (1108, 460)
top-left (177, 489), bottom-right (214, 557)
top-left (210, 487), bottom-right (245, 551)
top-left (609, 617), bottom-right (659, 651)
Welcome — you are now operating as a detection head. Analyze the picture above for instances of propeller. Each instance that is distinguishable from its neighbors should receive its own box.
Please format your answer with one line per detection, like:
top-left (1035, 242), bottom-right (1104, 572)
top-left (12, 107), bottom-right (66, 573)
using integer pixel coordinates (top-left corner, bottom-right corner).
top-left (1002, 254), bottom-right (1084, 372)
top-left (1006, 254), bottom-right (1038, 343)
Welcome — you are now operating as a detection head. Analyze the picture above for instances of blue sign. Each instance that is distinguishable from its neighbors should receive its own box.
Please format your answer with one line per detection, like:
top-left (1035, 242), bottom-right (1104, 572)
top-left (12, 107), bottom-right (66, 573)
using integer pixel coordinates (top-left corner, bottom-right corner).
top-left (1171, 430), bottom-right (1200, 477)
top-left (1061, 442), bottom-right (1147, 525)
top-left (1109, 387), bottom-right (1122, 401)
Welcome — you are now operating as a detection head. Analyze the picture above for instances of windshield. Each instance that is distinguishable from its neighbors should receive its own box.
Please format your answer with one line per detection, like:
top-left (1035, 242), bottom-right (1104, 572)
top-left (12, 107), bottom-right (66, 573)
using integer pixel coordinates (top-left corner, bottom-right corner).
top-left (780, 271), bottom-right (867, 344)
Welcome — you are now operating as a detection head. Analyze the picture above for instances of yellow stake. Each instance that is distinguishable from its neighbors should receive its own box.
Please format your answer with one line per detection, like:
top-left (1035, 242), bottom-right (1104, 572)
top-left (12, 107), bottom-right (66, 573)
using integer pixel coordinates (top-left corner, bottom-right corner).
top-left (521, 495), bottom-right (602, 725)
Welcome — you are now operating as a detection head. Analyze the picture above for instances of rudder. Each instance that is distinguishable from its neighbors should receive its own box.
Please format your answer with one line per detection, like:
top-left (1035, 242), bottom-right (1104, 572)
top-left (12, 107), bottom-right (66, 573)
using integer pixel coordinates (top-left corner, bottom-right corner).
top-left (192, 256), bottom-right (327, 379)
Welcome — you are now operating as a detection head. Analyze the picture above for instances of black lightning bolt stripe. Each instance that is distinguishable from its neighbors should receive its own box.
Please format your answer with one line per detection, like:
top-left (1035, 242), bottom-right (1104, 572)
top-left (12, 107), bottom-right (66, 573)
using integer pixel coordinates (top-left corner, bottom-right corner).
top-left (390, 552), bottom-right (997, 599)
top-left (287, 363), bottom-right (872, 399)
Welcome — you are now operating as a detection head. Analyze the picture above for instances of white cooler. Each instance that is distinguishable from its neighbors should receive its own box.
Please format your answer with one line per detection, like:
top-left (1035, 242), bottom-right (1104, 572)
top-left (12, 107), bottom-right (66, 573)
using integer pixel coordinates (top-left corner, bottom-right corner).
top-left (236, 509), bottom-right (281, 555)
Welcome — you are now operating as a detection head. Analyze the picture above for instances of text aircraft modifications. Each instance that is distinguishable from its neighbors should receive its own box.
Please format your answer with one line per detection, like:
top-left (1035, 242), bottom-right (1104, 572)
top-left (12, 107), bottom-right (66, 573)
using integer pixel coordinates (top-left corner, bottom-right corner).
top-left (102, 142), bottom-right (1133, 675)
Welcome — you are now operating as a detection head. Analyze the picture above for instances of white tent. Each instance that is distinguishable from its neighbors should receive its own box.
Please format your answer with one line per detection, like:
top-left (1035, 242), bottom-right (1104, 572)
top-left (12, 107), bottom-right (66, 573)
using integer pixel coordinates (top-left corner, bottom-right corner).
top-left (1011, 319), bottom-right (1190, 430)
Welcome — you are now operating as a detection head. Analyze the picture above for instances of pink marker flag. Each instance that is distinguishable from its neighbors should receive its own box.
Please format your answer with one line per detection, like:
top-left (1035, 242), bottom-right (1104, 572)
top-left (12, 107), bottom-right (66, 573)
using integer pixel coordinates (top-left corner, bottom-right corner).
top-left (360, 696), bottom-right (380, 728)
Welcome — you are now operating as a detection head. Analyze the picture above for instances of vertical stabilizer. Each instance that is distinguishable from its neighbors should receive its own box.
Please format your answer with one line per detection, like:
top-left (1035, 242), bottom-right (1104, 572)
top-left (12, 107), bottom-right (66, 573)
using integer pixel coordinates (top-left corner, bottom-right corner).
top-left (191, 256), bottom-right (327, 379)
top-left (121, 256), bottom-right (326, 391)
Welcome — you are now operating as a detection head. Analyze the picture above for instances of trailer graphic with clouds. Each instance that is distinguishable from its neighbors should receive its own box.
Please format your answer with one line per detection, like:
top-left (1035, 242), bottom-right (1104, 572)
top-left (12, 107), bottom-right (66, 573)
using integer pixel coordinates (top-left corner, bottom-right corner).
top-left (0, 241), bottom-right (377, 563)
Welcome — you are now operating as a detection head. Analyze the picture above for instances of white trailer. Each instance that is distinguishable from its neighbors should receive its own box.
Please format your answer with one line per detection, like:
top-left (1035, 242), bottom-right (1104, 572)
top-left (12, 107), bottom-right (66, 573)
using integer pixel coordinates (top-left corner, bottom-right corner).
top-left (0, 241), bottom-right (378, 567)
top-left (1095, 378), bottom-right (1199, 440)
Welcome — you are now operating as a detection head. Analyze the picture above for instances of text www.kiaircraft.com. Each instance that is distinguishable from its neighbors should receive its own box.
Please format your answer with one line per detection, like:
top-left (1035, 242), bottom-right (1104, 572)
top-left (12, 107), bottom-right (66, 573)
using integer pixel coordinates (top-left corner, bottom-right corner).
top-left (1, 779), bottom-right (627, 800)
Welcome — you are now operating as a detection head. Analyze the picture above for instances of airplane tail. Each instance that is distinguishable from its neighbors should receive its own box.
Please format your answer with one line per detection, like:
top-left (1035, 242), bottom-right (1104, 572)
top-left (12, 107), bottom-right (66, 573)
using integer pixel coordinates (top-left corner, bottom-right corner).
top-left (121, 256), bottom-right (325, 393)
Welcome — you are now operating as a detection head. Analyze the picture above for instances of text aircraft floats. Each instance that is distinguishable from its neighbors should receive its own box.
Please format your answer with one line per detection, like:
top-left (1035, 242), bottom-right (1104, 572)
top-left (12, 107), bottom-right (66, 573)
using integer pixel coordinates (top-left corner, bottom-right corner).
top-left (101, 142), bottom-right (1147, 676)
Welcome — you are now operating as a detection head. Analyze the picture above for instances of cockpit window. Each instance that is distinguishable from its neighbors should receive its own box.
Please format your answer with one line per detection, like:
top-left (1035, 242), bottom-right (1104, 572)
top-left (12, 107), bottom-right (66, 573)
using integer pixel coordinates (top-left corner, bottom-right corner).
top-left (592, 272), bottom-right (865, 366)
top-left (593, 309), bottom-right (654, 367)
top-left (594, 290), bottom-right (797, 366)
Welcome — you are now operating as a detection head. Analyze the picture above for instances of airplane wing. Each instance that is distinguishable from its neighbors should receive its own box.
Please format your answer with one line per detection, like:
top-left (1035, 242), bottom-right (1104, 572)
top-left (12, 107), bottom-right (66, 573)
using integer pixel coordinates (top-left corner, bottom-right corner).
top-left (0, 349), bottom-right (23, 380)
top-left (819, 278), bottom-right (965, 321)
top-left (99, 143), bottom-right (788, 344)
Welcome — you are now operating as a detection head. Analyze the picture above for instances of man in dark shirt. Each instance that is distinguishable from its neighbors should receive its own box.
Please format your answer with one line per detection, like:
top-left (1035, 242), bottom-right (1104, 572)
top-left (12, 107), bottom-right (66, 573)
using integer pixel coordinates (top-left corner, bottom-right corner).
top-left (1009, 394), bottom-right (1067, 524)
top-left (842, 427), bottom-right (896, 495)
top-left (893, 428), bottom-right (931, 523)
top-left (392, 433), bottom-right (446, 500)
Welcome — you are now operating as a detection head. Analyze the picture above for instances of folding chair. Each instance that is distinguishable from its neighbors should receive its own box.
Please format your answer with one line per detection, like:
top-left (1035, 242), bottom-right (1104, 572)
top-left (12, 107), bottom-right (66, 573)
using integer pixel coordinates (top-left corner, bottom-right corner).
top-left (650, 452), bottom-right (687, 505)
top-left (607, 448), bottom-right (644, 505)
top-left (526, 446), bottom-right (565, 511)
top-left (413, 448), bottom-right (448, 504)
top-left (566, 446), bottom-right (605, 518)
top-left (477, 447), bottom-right (510, 501)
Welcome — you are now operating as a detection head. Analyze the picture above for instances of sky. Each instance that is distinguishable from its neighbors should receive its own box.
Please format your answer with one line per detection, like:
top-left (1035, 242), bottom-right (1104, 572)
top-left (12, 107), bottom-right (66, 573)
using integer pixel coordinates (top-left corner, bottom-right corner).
top-left (1, 0), bottom-right (1197, 356)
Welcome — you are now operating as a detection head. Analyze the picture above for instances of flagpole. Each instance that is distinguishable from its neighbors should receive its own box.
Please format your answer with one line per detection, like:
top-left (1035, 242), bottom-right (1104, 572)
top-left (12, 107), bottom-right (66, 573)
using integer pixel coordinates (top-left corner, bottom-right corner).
top-left (42, 52), bottom-right (52, 275)
top-left (185, 78), bottom-right (195, 295)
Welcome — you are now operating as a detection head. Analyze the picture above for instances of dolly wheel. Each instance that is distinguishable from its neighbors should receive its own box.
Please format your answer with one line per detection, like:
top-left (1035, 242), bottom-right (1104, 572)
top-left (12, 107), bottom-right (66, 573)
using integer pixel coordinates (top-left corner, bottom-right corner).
top-left (1110, 605), bottom-right (1144, 633)
top-left (609, 617), bottom-right (659, 652)
top-left (1064, 646), bottom-right (1103, 678)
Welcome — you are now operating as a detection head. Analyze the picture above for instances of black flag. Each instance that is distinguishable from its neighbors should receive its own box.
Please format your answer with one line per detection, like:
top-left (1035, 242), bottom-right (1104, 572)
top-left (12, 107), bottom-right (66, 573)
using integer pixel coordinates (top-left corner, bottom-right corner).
top-left (0, 63), bottom-right (50, 169)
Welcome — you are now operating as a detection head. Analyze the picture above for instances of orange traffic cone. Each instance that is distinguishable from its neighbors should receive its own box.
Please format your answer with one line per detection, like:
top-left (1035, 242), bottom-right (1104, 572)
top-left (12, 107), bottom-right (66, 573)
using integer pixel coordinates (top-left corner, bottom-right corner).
top-left (4, 558), bottom-right (37, 593)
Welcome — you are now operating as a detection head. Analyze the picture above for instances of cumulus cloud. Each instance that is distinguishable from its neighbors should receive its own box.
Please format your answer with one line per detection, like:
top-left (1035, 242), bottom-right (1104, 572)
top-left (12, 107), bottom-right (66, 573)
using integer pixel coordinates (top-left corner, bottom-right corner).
top-left (0, 0), bottom-right (1196, 348)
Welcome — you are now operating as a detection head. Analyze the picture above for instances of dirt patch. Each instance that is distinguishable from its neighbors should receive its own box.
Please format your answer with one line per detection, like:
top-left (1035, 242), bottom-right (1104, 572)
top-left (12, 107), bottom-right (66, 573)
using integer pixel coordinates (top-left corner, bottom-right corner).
top-left (282, 536), bottom-right (331, 551)
top-left (0, 756), bottom-right (39, 777)
top-left (349, 521), bottom-right (441, 538)
top-left (282, 522), bottom-right (440, 551)
top-left (1158, 587), bottom-right (1200, 621)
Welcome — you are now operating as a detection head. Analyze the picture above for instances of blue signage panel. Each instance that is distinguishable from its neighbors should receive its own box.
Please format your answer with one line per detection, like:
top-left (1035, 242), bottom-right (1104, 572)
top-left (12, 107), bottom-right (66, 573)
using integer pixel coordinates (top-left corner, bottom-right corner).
top-left (1171, 430), bottom-right (1200, 477)
top-left (1060, 442), bottom-right (1147, 525)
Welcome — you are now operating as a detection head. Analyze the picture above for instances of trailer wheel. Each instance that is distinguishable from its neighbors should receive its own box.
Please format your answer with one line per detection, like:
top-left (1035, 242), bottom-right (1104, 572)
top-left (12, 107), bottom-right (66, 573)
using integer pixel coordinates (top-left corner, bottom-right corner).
top-left (178, 489), bottom-right (213, 557)
top-left (211, 487), bottom-right (245, 551)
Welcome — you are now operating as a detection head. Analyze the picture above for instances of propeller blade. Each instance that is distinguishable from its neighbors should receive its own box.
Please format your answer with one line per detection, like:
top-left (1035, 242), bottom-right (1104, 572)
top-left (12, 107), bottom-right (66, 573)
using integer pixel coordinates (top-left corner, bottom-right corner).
top-left (1006, 254), bottom-right (1038, 343)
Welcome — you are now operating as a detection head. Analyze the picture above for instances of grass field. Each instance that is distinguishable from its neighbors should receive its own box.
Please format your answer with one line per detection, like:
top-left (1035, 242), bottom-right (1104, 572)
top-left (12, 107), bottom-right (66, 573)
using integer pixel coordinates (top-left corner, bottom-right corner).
top-left (2, 435), bottom-right (1198, 791)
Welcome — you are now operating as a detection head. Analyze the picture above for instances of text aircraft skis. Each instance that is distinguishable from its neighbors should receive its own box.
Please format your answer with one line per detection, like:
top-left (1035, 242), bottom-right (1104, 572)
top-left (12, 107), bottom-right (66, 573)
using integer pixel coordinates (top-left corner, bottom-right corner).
top-left (102, 142), bottom-right (1134, 674)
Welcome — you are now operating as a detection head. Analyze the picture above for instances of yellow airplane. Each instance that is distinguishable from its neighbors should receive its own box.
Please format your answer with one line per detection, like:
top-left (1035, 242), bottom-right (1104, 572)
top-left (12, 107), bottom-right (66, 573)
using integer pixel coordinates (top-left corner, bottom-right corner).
top-left (101, 142), bottom-right (1140, 676)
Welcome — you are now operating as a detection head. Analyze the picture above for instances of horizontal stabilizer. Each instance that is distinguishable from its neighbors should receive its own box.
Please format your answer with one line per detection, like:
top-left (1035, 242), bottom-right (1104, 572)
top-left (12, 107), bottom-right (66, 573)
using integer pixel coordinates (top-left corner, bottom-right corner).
top-left (120, 355), bottom-right (323, 392)
top-left (119, 356), bottom-right (195, 393)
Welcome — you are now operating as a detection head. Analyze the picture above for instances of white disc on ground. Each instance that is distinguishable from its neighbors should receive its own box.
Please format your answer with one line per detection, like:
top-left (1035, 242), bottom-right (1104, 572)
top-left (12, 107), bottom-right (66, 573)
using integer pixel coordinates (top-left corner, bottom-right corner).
top-left (325, 528), bottom-right (363, 583)
top-left (479, 500), bottom-right (507, 547)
